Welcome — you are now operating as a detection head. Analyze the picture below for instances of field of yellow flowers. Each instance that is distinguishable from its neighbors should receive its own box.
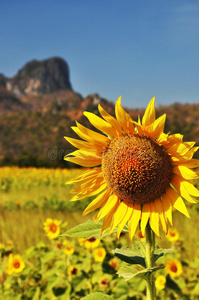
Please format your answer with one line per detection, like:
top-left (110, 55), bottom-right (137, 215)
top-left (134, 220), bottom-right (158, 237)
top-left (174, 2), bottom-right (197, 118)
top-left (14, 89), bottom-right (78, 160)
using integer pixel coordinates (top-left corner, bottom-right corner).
top-left (0, 167), bottom-right (199, 299)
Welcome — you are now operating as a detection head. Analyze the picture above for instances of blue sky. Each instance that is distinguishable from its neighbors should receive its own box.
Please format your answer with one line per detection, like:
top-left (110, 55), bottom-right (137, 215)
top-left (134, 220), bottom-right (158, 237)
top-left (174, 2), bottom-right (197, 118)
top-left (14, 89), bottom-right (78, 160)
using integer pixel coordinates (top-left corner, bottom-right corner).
top-left (1, 0), bottom-right (199, 108)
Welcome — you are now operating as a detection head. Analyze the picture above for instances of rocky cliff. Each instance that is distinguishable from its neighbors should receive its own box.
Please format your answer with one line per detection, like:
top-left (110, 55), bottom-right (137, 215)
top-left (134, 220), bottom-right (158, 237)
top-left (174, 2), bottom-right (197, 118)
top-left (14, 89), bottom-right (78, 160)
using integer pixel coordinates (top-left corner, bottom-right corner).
top-left (3, 57), bottom-right (73, 97)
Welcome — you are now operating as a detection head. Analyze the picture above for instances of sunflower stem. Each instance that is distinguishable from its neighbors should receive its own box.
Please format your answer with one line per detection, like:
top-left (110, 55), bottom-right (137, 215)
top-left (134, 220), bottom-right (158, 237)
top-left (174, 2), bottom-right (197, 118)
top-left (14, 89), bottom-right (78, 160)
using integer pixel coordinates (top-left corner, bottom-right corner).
top-left (145, 222), bottom-right (156, 300)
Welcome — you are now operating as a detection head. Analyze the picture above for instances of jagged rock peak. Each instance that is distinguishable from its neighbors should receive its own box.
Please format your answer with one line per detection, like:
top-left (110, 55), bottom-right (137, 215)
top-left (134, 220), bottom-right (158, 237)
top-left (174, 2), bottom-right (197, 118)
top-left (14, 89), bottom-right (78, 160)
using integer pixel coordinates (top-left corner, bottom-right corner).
top-left (7, 57), bottom-right (73, 96)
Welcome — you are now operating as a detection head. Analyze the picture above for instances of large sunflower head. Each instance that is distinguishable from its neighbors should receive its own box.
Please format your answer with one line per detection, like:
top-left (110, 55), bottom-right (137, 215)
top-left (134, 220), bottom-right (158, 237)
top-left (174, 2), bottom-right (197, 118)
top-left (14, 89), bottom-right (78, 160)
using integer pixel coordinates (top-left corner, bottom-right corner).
top-left (65, 97), bottom-right (199, 239)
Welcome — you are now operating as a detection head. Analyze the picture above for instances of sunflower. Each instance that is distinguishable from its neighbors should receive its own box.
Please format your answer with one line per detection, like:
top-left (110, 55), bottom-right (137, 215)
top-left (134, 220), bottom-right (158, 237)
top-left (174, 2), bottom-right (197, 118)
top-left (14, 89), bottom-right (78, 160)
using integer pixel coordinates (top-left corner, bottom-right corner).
top-left (99, 277), bottom-right (109, 288)
top-left (68, 265), bottom-right (78, 276)
top-left (65, 244), bottom-right (75, 255)
top-left (6, 254), bottom-right (25, 275)
top-left (165, 258), bottom-right (182, 278)
top-left (65, 97), bottom-right (199, 239)
top-left (43, 218), bottom-right (61, 240)
top-left (109, 257), bottom-right (120, 271)
top-left (93, 247), bottom-right (106, 262)
top-left (155, 275), bottom-right (166, 290)
top-left (78, 238), bottom-right (86, 246)
top-left (84, 237), bottom-right (101, 249)
top-left (166, 228), bottom-right (179, 242)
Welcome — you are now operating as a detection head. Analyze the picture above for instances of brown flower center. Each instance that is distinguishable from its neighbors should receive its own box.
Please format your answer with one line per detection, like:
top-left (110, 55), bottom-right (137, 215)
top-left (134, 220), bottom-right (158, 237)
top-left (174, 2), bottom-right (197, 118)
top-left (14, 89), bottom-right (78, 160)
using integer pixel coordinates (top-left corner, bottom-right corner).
top-left (88, 237), bottom-right (96, 243)
top-left (49, 223), bottom-right (57, 233)
top-left (170, 264), bottom-right (177, 273)
top-left (71, 267), bottom-right (78, 275)
top-left (170, 232), bottom-right (176, 237)
top-left (102, 134), bottom-right (173, 204)
top-left (13, 261), bottom-right (20, 269)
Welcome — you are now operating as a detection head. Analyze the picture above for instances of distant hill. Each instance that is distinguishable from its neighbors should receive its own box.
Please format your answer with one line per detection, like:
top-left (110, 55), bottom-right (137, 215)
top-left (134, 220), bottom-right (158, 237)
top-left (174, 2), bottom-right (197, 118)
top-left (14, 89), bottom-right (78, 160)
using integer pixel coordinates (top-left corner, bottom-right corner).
top-left (4, 57), bottom-right (72, 95)
top-left (0, 57), bottom-right (199, 167)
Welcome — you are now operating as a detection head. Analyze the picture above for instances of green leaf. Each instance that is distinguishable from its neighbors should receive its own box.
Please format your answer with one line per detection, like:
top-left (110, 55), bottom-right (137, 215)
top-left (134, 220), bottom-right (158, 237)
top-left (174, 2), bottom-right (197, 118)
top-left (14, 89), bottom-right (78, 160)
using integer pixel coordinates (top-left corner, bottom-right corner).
top-left (32, 287), bottom-right (40, 300)
top-left (192, 282), bottom-right (199, 296)
top-left (113, 247), bottom-right (146, 268)
top-left (112, 281), bottom-right (129, 299)
top-left (61, 219), bottom-right (128, 239)
top-left (166, 275), bottom-right (183, 297)
top-left (117, 265), bottom-right (165, 281)
top-left (52, 285), bottom-right (67, 297)
top-left (153, 248), bottom-right (173, 263)
top-left (82, 292), bottom-right (114, 300)
top-left (61, 220), bottom-right (104, 239)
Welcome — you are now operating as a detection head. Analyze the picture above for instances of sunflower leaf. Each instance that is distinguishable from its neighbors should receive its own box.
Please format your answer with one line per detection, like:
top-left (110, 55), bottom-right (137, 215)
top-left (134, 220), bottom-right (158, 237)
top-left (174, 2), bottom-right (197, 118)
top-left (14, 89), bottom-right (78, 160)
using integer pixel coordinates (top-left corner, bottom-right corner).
top-left (113, 247), bottom-right (146, 268)
top-left (61, 219), bottom-right (128, 239)
top-left (81, 292), bottom-right (114, 299)
top-left (117, 265), bottom-right (165, 281)
top-left (153, 248), bottom-right (174, 263)
top-left (166, 275), bottom-right (184, 297)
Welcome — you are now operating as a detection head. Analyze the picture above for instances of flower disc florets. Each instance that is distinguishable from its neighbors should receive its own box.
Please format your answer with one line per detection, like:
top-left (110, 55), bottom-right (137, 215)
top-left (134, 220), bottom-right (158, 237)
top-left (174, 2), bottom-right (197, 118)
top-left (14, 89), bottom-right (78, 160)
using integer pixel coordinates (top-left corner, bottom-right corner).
top-left (102, 134), bottom-right (173, 204)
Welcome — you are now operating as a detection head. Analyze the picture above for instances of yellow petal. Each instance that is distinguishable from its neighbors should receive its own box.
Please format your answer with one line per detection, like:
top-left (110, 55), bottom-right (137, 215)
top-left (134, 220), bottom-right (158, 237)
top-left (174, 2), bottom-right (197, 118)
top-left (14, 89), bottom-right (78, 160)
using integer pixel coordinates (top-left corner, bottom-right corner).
top-left (117, 203), bottom-right (134, 239)
top-left (161, 193), bottom-right (173, 226)
top-left (157, 132), bottom-right (168, 144)
top-left (154, 198), bottom-right (168, 234)
top-left (173, 197), bottom-right (190, 218)
top-left (68, 150), bottom-right (101, 159)
top-left (173, 166), bottom-right (198, 180)
top-left (149, 203), bottom-right (160, 237)
top-left (65, 150), bottom-right (102, 167)
top-left (70, 177), bottom-right (104, 193)
top-left (115, 96), bottom-right (135, 134)
top-left (137, 115), bottom-right (141, 125)
top-left (83, 189), bottom-right (111, 216)
top-left (168, 142), bottom-right (195, 157)
top-left (65, 156), bottom-right (101, 167)
top-left (95, 194), bottom-right (119, 222)
top-left (76, 122), bottom-right (109, 143)
top-left (109, 201), bottom-right (128, 233)
top-left (70, 182), bottom-right (107, 201)
top-left (98, 104), bottom-right (123, 135)
top-left (171, 175), bottom-right (198, 203)
top-left (133, 121), bottom-right (144, 135)
top-left (84, 111), bottom-right (118, 137)
top-left (75, 121), bottom-right (109, 146)
top-left (64, 137), bottom-right (103, 153)
top-left (150, 114), bottom-right (166, 139)
top-left (166, 187), bottom-right (190, 218)
top-left (128, 204), bottom-right (141, 240)
top-left (142, 97), bottom-right (156, 126)
top-left (171, 147), bottom-right (199, 162)
top-left (141, 203), bottom-right (150, 236)
top-left (66, 168), bottom-right (102, 184)
top-left (181, 180), bottom-right (199, 198)
top-left (174, 158), bottom-right (199, 168)
top-left (101, 200), bottom-right (120, 235)
top-left (159, 133), bottom-right (183, 148)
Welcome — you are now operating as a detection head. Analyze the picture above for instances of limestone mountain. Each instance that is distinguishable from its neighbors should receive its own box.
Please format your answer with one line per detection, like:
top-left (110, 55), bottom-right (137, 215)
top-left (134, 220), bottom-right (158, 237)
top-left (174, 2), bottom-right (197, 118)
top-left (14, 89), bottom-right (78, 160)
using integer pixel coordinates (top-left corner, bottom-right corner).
top-left (0, 57), bottom-right (83, 114)
top-left (5, 57), bottom-right (73, 97)
top-left (0, 73), bottom-right (30, 113)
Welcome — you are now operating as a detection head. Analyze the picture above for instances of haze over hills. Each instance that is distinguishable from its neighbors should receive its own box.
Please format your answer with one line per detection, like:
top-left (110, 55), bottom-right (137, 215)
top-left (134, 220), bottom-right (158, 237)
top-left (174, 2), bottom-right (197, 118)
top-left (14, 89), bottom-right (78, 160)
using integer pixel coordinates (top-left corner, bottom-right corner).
top-left (0, 57), bottom-right (198, 167)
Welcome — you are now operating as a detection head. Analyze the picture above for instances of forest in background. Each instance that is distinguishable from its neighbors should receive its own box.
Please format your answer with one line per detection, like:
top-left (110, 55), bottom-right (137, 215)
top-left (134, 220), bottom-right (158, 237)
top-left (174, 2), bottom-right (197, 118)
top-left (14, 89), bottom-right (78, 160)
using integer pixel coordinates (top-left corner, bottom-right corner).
top-left (0, 94), bottom-right (199, 168)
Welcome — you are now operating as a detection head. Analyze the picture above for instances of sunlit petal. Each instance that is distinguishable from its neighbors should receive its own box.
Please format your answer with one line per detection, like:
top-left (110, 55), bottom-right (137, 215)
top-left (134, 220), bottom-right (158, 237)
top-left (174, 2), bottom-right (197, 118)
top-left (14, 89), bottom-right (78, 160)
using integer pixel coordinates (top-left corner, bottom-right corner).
top-left (142, 97), bottom-right (156, 126)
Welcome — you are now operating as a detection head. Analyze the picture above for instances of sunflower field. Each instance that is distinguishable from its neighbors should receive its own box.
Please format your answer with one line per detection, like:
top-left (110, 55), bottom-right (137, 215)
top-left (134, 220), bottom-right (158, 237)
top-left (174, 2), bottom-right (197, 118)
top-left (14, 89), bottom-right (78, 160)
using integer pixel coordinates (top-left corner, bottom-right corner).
top-left (0, 166), bottom-right (199, 299)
